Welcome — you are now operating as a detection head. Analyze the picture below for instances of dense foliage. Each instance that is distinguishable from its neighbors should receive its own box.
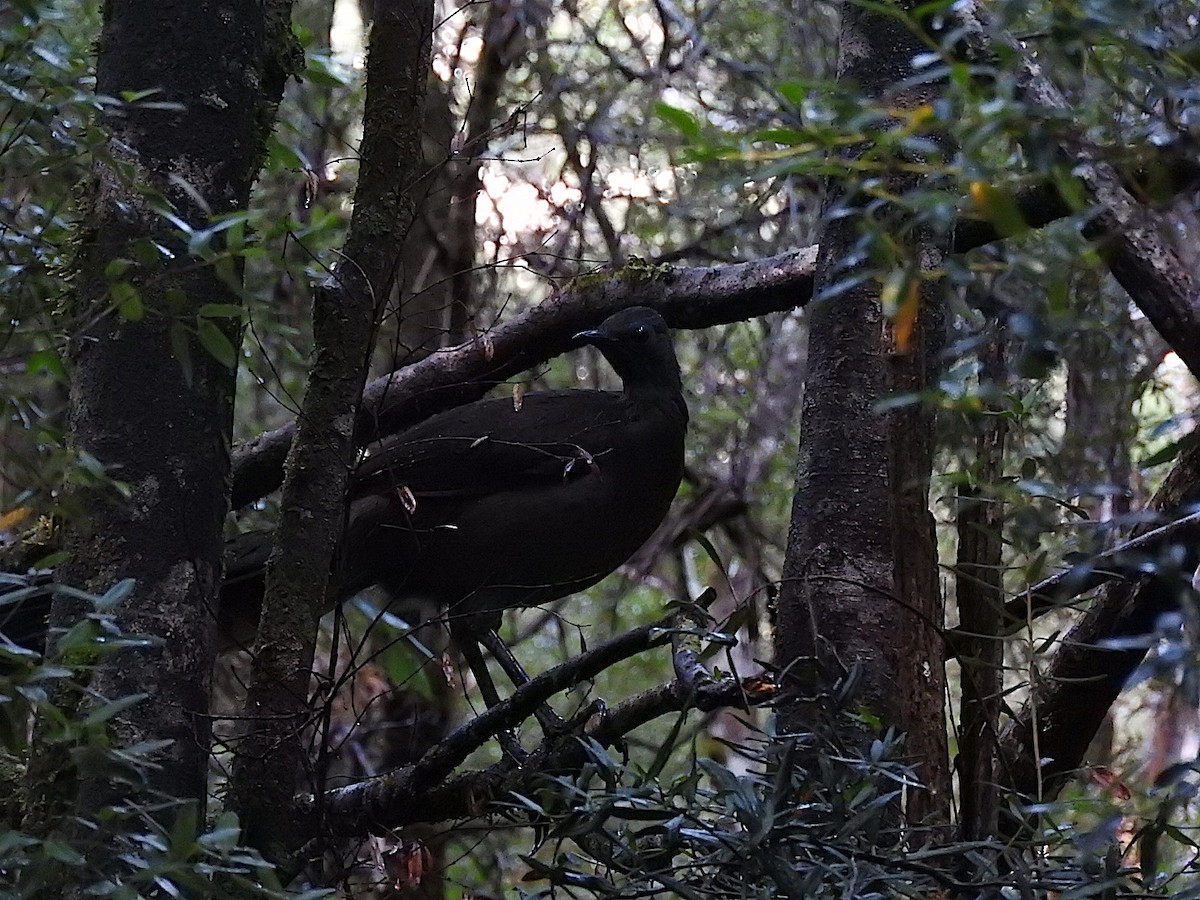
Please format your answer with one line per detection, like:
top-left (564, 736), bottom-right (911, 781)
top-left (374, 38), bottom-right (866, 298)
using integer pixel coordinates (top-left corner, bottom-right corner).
top-left (3, 0), bottom-right (1200, 896)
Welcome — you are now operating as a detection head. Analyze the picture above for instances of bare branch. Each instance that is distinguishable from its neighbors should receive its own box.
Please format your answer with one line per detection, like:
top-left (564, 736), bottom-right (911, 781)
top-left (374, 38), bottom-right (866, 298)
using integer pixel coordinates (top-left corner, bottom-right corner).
top-left (311, 619), bottom-right (674, 832)
top-left (230, 248), bottom-right (818, 507)
top-left (315, 671), bottom-right (775, 836)
top-left (944, 509), bottom-right (1200, 660)
top-left (998, 440), bottom-right (1200, 806)
top-left (672, 588), bottom-right (719, 693)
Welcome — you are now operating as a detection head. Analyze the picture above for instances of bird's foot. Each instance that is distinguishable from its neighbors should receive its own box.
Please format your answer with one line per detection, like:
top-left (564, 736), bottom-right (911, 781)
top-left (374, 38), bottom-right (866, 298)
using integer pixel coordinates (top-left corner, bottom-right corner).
top-left (532, 704), bottom-right (567, 736)
top-left (545, 698), bottom-right (607, 739)
top-left (498, 728), bottom-right (529, 764)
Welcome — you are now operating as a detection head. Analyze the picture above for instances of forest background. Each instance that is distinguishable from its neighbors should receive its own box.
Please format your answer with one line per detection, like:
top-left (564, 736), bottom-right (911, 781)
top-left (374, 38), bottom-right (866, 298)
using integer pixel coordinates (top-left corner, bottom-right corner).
top-left (3, 0), bottom-right (1200, 896)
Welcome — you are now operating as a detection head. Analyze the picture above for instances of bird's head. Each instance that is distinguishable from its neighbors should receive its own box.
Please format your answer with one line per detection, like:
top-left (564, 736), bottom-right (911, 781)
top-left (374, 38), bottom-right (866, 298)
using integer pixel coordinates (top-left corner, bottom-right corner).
top-left (573, 307), bottom-right (682, 395)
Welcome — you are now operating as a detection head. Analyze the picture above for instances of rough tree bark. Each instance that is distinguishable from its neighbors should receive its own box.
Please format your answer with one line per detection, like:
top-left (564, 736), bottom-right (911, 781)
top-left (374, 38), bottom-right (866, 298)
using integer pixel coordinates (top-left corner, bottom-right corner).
top-left (773, 1), bottom-right (951, 825)
top-left (19, 0), bottom-right (298, 883)
top-left (954, 323), bottom-right (1008, 845)
top-left (230, 0), bottom-right (435, 869)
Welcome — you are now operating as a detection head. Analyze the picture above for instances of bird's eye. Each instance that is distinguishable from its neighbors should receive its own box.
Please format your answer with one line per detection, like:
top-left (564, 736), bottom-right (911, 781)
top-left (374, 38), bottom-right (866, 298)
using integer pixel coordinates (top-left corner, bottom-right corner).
top-left (632, 324), bottom-right (649, 341)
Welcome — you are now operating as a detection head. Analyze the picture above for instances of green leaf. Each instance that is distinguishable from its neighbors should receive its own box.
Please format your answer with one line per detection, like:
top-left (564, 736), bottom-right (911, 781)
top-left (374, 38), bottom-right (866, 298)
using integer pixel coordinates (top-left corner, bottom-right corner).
top-left (198, 812), bottom-right (243, 851)
top-left (169, 321), bottom-right (194, 387)
top-left (0, 831), bottom-right (37, 855)
top-left (1050, 165), bottom-right (1089, 212)
top-left (104, 257), bottom-right (134, 280)
top-left (119, 88), bottom-right (163, 103)
top-left (750, 127), bottom-right (811, 145)
top-left (42, 838), bottom-right (86, 865)
top-left (654, 102), bottom-right (701, 139)
top-left (266, 134), bottom-right (305, 171)
top-left (131, 239), bottom-right (167, 265)
top-left (644, 710), bottom-right (687, 781)
top-left (1141, 430), bottom-right (1199, 468)
top-left (28, 349), bottom-right (66, 379)
top-left (196, 317), bottom-right (236, 369)
top-left (168, 800), bottom-right (200, 861)
top-left (688, 528), bottom-right (729, 586)
top-left (95, 578), bottom-right (135, 612)
top-left (196, 303), bottom-right (244, 319)
top-left (777, 80), bottom-right (811, 106)
top-left (969, 181), bottom-right (1028, 237)
top-left (110, 282), bottom-right (143, 321)
top-left (304, 54), bottom-right (349, 88)
top-left (83, 692), bottom-right (148, 726)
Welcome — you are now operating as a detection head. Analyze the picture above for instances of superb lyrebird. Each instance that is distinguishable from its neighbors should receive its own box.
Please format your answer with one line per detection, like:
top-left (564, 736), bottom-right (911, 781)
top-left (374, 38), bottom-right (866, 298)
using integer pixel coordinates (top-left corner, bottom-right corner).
top-left (221, 305), bottom-right (688, 728)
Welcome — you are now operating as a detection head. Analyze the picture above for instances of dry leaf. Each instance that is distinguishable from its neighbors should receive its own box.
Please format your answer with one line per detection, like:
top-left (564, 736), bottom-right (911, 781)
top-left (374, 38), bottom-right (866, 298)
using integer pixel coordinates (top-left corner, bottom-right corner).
top-left (386, 840), bottom-right (434, 889)
top-left (743, 674), bottom-right (778, 702)
top-left (0, 506), bottom-right (33, 533)
top-left (894, 279), bottom-right (921, 352)
top-left (1087, 765), bottom-right (1132, 801)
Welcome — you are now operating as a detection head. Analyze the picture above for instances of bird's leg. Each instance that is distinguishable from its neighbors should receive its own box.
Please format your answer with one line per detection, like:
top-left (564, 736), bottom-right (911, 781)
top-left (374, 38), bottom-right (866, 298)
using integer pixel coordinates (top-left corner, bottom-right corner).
top-left (453, 623), bottom-right (528, 762)
top-left (561, 698), bottom-right (608, 734)
top-left (477, 628), bottom-right (568, 735)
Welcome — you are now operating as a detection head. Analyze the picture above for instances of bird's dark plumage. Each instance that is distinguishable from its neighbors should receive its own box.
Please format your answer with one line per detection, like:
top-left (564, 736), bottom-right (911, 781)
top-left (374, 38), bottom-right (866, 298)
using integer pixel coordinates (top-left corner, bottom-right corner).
top-left (7, 307), bottom-right (688, 716)
top-left (222, 306), bottom-right (687, 647)
top-left (218, 307), bottom-right (687, 739)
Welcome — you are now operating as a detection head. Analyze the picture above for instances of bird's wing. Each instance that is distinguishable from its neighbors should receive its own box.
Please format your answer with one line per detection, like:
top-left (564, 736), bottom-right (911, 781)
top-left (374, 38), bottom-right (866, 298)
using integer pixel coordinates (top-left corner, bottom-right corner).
top-left (224, 529), bottom-right (273, 585)
top-left (352, 390), bottom-right (626, 502)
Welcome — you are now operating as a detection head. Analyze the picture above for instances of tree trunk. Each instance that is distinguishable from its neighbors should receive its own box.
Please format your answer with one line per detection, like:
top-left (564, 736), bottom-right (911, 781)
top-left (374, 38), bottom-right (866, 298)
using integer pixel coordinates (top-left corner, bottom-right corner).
top-left (230, 0), bottom-right (434, 869)
top-left (21, 0), bottom-right (298, 885)
top-left (954, 324), bottom-right (1009, 844)
top-left (774, 0), bottom-right (951, 827)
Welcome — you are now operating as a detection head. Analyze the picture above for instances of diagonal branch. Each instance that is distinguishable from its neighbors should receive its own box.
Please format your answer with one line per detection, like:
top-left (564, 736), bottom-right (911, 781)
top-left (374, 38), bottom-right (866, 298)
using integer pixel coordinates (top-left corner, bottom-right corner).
top-left (309, 619), bottom-right (673, 834)
top-left (229, 136), bottom-right (1200, 512)
top-left (230, 249), bottom-right (818, 507)
top-left (230, 1), bottom-right (435, 867)
top-left (998, 440), bottom-right (1200, 806)
top-left (944, 509), bottom-right (1200, 660)
top-left (1017, 65), bottom-right (1200, 378)
top-left (310, 619), bottom-right (775, 836)
top-left (961, 4), bottom-right (1200, 379)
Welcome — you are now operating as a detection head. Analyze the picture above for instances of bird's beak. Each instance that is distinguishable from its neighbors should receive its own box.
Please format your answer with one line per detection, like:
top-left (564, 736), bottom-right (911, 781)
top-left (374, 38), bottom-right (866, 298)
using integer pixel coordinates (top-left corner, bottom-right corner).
top-left (572, 327), bottom-right (605, 347)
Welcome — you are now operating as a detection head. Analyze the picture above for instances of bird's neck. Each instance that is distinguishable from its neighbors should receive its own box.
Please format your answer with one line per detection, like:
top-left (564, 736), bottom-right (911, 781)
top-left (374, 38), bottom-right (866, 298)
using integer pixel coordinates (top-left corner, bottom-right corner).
top-left (623, 377), bottom-right (687, 421)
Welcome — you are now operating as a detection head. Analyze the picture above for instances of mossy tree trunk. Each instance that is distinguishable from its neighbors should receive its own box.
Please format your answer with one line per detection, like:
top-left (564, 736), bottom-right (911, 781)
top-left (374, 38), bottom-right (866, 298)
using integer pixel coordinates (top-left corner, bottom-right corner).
top-left (22, 0), bottom-right (298, 884)
top-left (774, 0), bottom-right (952, 828)
top-left (229, 0), bottom-right (435, 869)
